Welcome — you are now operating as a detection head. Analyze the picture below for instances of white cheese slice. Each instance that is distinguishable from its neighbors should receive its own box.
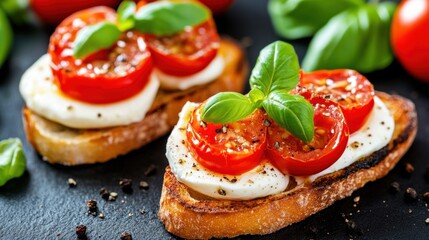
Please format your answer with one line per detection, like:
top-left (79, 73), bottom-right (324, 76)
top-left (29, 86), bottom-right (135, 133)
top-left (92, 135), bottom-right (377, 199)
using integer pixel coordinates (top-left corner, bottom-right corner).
top-left (19, 54), bottom-right (160, 129)
top-left (155, 54), bottom-right (225, 90)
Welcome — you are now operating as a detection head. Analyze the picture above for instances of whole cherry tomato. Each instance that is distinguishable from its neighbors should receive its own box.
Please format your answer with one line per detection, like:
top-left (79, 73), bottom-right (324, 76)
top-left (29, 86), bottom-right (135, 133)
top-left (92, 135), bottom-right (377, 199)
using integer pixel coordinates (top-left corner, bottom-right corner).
top-left (30, 0), bottom-right (121, 26)
top-left (187, 104), bottom-right (267, 175)
top-left (48, 7), bottom-right (153, 104)
top-left (266, 97), bottom-right (349, 176)
top-left (391, 0), bottom-right (429, 82)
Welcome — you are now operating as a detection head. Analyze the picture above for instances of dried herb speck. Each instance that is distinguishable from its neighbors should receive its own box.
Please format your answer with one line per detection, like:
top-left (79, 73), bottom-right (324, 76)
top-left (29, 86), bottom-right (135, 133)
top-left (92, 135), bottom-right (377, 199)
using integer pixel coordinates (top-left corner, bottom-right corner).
top-left (100, 187), bottom-right (110, 200)
top-left (75, 224), bottom-right (87, 239)
top-left (144, 164), bottom-right (157, 176)
top-left (139, 181), bottom-right (149, 190)
top-left (120, 231), bottom-right (133, 240)
top-left (404, 187), bottom-right (418, 202)
top-left (389, 181), bottom-right (400, 193)
top-left (119, 178), bottom-right (133, 194)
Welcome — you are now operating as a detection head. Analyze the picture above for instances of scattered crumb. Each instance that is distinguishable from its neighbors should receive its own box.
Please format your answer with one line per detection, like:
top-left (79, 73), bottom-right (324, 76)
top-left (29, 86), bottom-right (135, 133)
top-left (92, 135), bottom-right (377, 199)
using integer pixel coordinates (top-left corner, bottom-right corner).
top-left (76, 224), bottom-right (87, 239)
top-left (404, 187), bottom-right (418, 202)
top-left (67, 178), bottom-right (77, 187)
top-left (353, 196), bottom-right (360, 203)
top-left (120, 231), bottom-right (132, 240)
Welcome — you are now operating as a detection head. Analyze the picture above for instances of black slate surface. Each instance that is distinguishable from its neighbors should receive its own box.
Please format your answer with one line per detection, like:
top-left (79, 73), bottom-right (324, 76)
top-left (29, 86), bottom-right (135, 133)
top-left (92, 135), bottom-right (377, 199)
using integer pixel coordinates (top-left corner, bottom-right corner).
top-left (1, 1), bottom-right (429, 239)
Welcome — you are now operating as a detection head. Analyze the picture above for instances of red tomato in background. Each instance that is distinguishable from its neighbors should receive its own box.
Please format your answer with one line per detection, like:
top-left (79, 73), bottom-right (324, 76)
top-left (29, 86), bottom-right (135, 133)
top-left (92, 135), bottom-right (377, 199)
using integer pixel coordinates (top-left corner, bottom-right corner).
top-left (186, 104), bottom-right (267, 175)
top-left (266, 97), bottom-right (349, 176)
top-left (391, 0), bottom-right (429, 83)
top-left (198, 0), bottom-right (234, 14)
top-left (49, 7), bottom-right (153, 104)
top-left (30, 0), bottom-right (121, 26)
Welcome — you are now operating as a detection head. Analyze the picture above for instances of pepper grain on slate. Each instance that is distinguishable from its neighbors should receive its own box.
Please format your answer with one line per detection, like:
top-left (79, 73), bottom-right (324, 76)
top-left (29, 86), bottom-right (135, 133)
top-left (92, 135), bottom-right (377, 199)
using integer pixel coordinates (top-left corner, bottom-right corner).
top-left (120, 231), bottom-right (132, 240)
top-left (404, 187), bottom-right (418, 202)
top-left (76, 224), bottom-right (87, 239)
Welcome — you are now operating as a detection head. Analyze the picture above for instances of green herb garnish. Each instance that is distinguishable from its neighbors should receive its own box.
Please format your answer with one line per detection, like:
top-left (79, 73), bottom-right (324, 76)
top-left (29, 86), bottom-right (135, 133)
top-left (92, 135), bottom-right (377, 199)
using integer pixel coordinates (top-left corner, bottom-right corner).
top-left (72, 1), bottom-right (210, 59)
top-left (201, 41), bottom-right (314, 143)
top-left (0, 138), bottom-right (27, 186)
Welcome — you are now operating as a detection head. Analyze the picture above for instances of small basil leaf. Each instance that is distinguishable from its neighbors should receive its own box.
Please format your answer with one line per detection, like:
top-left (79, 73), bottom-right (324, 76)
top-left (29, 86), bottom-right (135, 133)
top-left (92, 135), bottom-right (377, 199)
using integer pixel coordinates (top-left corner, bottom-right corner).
top-left (73, 21), bottom-right (121, 59)
top-left (117, 1), bottom-right (136, 31)
top-left (268, 0), bottom-right (364, 39)
top-left (134, 1), bottom-right (210, 36)
top-left (250, 41), bottom-right (300, 96)
top-left (201, 92), bottom-right (256, 124)
top-left (248, 88), bottom-right (265, 108)
top-left (0, 138), bottom-right (26, 186)
top-left (263, 92), bottom-right (314, 142)
top-left (302, 2), bottom-right (396, 73)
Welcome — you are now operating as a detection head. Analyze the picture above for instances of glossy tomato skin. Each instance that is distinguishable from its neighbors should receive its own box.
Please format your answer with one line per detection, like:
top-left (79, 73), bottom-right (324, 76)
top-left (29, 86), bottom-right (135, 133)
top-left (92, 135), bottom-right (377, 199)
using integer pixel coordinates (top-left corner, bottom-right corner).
top-left (49, 7), bottom-right (153, 104)
top-left (31, 0), bottom-right (121, 26)
top-left (391, 0), bottom-right (429, 82)
top-left (198, 0), bottom-right (234, 14)
top-left (266, 97), bottom-right (349, 176)
top-left (144, 18), bottom-right (220, 76)
top-left (186, 104), bottom-right (267, 175)
top-left (298, 69), bottom-right (374, 134)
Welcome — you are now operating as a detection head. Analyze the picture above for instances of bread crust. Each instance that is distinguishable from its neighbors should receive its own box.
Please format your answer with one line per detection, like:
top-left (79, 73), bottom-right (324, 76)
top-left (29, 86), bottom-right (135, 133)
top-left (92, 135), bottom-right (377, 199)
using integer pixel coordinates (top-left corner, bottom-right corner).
top-left (158, 92), bottom-right (417, 239)
top-left (22, 38), bottom-right (248, 165)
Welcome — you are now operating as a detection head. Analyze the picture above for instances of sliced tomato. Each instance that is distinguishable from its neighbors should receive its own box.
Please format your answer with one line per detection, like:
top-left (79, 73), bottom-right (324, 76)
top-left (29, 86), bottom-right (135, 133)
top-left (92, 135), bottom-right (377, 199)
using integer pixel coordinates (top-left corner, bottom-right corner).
top-left (297, 69), bottom-right (374, 133)
top-left (144, 18), bottom-right (220, 76)
top-left (48, 7), bottom-right (153, 104)
top-left (186, 104), bottom-right (267, 175)
top-left (266, 97), bottom-right (349, 176)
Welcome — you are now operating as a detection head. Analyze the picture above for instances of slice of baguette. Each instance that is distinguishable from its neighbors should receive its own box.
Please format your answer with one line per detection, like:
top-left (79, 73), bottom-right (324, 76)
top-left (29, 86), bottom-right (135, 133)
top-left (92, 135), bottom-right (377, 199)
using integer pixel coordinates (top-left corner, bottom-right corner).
top-left (22, 38), bottom-right (248, 165)
top-left (158, 91), bottom-right (417, 239)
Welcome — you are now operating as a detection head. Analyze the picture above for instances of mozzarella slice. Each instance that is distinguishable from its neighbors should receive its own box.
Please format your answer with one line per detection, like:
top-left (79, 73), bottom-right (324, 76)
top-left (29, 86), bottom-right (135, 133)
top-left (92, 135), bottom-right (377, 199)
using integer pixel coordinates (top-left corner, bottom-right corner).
top-left (166, 102), bottom-right (289, 200)
top-left (19, 54), bottom-right (160, 129)
top-left (155, 54), bottom-right (225, 90)
top-left (306, 96), bottom-right (395, 182)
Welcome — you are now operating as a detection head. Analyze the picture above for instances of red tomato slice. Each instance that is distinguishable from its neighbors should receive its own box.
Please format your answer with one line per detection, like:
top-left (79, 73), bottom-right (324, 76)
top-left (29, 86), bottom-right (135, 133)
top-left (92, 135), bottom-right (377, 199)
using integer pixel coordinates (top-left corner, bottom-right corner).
top-left (186, 104), bottom-right (267, 175)
top-left (298, 69), bottom-right (374, 133)
top-left (48, 7), bottom-right (153, 104)
top-left (144, 19), bottom-right (220, 76)
top-left (266, 97), bottom-right (349, 176)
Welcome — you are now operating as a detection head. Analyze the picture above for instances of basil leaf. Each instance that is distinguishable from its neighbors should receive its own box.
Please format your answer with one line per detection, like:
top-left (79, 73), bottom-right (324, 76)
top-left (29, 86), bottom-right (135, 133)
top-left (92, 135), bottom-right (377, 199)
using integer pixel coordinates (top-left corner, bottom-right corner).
top-left (250, 41), bottom-right (300, 96)
top-left (248, 88), bottom-right (265, 108)
top-left (302, 2), bottom-right (396, 73)
top-left (134, 1), bottom-right (210, 36)
top-left (263, 92), bottom-right (314, 143)
top-left (117, 1), bottom-right (136, 31)
top-left (268, 0), bottom-right (363, 39)
top-left (0, 138), bottom-right (26, 186)
top-left (201, 92), bottom-right (256, 124)
top-left (73, 21), bottom-right (121, 59)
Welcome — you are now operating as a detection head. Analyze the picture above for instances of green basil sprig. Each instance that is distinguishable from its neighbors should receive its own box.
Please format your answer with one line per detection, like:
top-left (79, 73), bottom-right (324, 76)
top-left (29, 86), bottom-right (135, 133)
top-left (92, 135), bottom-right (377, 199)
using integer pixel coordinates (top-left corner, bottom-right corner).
top-left (0, 138), bottom-right (27, 187)
top-left (268, 0), bottom-right (364, 39)
top-left (202, 41), bottom-right (314, 143)
top-left (302, 2), bottom-right (396, 73)
top-left (72, 1), bottom-right (210, 59)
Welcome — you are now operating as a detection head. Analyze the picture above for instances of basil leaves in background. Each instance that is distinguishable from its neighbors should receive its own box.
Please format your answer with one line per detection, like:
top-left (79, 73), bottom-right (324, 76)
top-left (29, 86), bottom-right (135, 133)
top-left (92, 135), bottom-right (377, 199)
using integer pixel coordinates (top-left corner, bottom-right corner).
top-left (0, 138), bottom-right (27, 186)
top-left (268, 0), bottom-right (397, 73)
top-left (0, 8), bottom-right (12, 68)
top-left (268, 0), bottom-right (363, 39)
top-left (202, 41), bottom-right (314, 143)
top-left (73, 1), bottom-right (210, 59)
top-left (303, 2), bottom-right (396, 72)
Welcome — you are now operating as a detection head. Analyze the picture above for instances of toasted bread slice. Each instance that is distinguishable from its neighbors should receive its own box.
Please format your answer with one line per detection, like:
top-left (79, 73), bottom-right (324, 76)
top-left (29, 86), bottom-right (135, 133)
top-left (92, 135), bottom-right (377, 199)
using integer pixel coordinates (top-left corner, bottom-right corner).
top-left (22, 38), bottom-right (248, 165)
top-left (158, 92), bottom-right (417, 239)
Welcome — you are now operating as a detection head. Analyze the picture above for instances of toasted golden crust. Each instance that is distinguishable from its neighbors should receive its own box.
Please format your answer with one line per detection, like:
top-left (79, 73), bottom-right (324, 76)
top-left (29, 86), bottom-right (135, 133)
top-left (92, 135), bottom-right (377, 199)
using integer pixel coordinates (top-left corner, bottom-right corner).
top-left (158, 92), bottom-right (417, 239)
top-left (22, 38), bottom-right (248, 165)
